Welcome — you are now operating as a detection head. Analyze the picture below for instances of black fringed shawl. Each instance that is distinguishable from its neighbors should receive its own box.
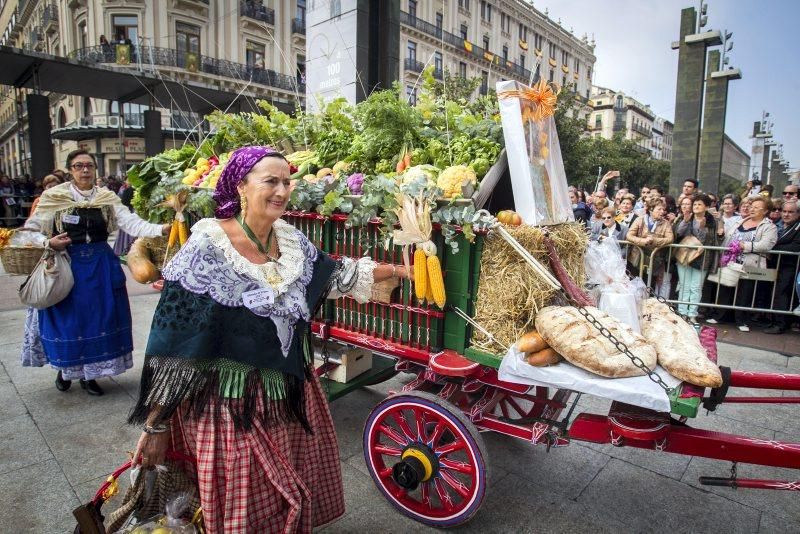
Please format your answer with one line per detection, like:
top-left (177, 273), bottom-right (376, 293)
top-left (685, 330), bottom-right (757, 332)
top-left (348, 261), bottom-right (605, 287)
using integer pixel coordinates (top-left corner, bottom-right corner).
top-left (128, 220), bottom-right (338, 432)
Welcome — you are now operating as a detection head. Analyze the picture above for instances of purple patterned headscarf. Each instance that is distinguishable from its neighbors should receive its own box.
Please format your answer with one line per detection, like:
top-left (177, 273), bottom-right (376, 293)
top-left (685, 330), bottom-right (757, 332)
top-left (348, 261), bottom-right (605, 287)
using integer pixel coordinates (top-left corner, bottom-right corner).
top-left (213, 146), bottom-right (281, 219)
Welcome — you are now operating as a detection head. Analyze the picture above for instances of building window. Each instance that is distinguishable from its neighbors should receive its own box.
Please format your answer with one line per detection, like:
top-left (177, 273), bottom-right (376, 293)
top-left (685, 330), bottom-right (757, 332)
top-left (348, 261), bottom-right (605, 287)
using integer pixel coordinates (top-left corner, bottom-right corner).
top-left (112, 14), bottom-right (138, 43)
top-left (519, 54), bottom-right (525, 69)
top-left (296, 0), bottom-right (306, 22)
top-left (483, 36), bottom-right (489, 50)
top-left (458, 0), bottom-right (470, 10)
top-left (435, 12), bottom-right (443, 29)
top-left (480, 1), bottom-right (492, 22)
top-left (77, 20), bottom-right (88, 49)
top-left (518, 23), bottom-right (527, 42)
top-left (246, 41), bottom-right (266, 69)
top-left (480, 70), bottom-right (489, 92)
top-left (534, 33), bottom-right (543, 50)
top-left (176, 22), bottom-right (200, 57)
top-left (548, 69), bottom-right (554, 82)
top-left (574, 58), bottom-right (580, 73)
top-left (459, 61), bottom-right (467, 78)
top-left (296, 54), bottom-right (306, 82)
top-left (460, 24), bottom-right (468, 40)
top-left (406, 85), bottom-right (417, 105)
top-left (502, 45), bottom-right (508, 62)
top-left (595, 114), bottom-right (602, 127)
top-left (434, 51), bottom-right (443, 73)
top-left (58, 107), bottom-right (67, 129)
top-left (500, 12), bottom-right (510, 33)
top-left (407, 40), bottom-right (416, 61)
top-left (549, 43), bottom-right (556, 59)
top-left (408, 0), bottom-right (417, 19)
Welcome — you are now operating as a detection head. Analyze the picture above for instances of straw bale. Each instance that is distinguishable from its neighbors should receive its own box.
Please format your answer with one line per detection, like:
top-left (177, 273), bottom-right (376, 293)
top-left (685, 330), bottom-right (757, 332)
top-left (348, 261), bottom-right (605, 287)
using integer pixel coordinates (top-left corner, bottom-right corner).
top-left (470, 223), bottom-right (588, 354)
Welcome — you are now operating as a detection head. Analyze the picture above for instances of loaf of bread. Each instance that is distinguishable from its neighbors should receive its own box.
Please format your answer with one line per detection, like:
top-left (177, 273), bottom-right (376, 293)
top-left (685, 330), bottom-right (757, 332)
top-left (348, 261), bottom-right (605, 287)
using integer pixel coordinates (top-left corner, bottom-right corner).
top-left (534, 306), bottom-right (657, 378)
top-left (517, 330), bottom-right (548, 353)
top-left (640, 299), bottom-right (722, 388)
top-left (525, 347), bottom-right (562, 367)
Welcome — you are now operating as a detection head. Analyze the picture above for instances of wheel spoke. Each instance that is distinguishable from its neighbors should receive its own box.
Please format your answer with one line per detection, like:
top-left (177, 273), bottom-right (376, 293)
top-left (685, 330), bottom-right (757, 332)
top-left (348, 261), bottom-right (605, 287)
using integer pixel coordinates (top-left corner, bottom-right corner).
top-left (435, 439), bottom-right (465, 457)
top-left (506, 396), bottom-right (526, 417)
top-left (379, 423), bottom-right (408, 447)
top-left (421, 481), bottom-right (432, 510)
top-left (433, 478), bottom-right (456, 512)
top-left (499, 397), bottom-right (510, 419)
top-left (373, 444), bottom-right (402, 456)
top-left (391, 412), bottom-right (416, 443)
top-left (378, 466), bottom-right (393, 478)
top-left (439, 457), bottom-right (474, 475)
top-left (427, 420), bottom-right (446, 448)
top-left (414, 407), bottom-right (427, 442)
top-left (440, 470), bottom-right (471, 499)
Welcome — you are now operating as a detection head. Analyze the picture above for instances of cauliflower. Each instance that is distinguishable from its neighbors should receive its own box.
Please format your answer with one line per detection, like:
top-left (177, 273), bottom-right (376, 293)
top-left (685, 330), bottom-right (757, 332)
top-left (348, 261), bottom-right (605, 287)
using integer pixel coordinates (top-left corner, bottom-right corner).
top-left (437, 165), bottom-right (477, 199)
top-left (401, 165), bottom-right (440, 185)
top-left (346, 173), bottom-right (365, 195)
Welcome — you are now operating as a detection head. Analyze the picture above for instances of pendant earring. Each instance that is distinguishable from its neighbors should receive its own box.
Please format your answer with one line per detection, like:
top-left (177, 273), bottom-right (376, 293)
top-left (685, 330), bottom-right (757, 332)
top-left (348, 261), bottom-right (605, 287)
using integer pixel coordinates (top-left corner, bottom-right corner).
top-left (240, 193), bottom-right (248, 219)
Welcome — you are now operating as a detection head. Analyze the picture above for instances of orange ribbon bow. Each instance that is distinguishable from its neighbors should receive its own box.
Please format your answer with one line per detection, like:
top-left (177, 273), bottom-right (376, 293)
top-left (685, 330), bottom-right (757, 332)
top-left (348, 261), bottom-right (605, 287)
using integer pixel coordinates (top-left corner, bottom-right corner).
top-left (498, 79), bottom-right (560, 123)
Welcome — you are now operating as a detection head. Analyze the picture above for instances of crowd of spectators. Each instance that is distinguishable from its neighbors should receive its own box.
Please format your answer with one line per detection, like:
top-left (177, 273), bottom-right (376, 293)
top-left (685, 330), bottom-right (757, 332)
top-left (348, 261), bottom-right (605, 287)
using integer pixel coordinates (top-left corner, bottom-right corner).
top-left (0, 170), bottom-right (126, 227)
top-left (570, 173), bottom-right (800, 334)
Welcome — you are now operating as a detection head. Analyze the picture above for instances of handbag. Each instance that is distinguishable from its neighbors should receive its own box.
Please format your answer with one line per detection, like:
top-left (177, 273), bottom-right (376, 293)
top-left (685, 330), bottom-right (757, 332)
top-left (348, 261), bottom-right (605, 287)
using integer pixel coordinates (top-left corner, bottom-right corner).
top-left (674, 235), bottom-right (704, 266)
top-left (19, 248), bottom-right (74, 309)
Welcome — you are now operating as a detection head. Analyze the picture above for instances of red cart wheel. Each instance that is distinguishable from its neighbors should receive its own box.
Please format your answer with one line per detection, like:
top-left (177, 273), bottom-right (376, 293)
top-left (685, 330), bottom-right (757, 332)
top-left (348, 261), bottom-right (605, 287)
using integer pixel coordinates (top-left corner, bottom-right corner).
top-left (363, 391), bottom-right (490, 528)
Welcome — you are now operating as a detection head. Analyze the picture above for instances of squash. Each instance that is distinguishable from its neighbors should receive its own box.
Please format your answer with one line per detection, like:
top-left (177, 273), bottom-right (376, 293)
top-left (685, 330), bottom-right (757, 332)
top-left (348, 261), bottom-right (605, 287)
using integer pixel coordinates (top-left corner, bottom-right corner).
top-left (127, 239), bottom-right (160, 284)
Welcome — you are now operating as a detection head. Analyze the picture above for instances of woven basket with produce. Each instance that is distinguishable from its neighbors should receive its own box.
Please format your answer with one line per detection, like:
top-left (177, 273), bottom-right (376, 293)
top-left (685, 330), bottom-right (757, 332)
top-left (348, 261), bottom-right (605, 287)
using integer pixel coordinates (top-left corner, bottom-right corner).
top-left (0, 228), bottom-right (45, 275)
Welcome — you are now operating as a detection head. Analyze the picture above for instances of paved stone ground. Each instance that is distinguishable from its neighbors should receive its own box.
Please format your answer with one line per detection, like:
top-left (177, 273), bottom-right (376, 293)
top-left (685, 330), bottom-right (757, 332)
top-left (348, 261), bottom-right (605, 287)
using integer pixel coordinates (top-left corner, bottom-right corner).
top-left (0, 270), bottom-right (798, 533)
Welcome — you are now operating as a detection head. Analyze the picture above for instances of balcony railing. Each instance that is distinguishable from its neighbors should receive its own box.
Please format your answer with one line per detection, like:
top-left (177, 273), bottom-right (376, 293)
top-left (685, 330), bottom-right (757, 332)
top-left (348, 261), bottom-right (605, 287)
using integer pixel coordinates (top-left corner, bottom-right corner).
top-left (404, 58), bottom-right (425, 73)
top-left (631, 122), bottom-right (652, 138)
top-left (399, 10), bottom-right (532, 81)
top-left (42, 3), bottom-right (58, 32)
top-left (68, 113), bottom-right (194, 130)
top-left (292, 18), bottom-right (306, 35)
top-left (69, 45), bottom-right (304, 93)
top-left (241, 1), bottom-right (275, 25)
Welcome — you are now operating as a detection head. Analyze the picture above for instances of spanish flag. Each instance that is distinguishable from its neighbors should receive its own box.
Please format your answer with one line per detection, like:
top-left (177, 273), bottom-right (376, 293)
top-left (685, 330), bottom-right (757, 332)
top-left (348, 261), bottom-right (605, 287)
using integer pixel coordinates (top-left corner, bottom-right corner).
top-left (549, 58), bottom-right (557, 67)
top-left (464, 40), bottom-right (473, 53)
top-left (561, 65), bottom-right (569, 73)
top-left (519, 39), bottom-right (528, 50)
top-left (535, 48), bottom-right (543, 57)
top-left (484, 51), bottom-right (495, 62)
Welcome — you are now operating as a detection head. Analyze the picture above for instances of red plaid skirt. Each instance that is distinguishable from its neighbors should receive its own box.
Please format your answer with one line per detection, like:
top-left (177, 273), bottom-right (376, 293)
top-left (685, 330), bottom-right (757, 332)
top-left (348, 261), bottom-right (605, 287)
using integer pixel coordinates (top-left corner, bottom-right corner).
top-left (169, 374), bottom-right (345, 533)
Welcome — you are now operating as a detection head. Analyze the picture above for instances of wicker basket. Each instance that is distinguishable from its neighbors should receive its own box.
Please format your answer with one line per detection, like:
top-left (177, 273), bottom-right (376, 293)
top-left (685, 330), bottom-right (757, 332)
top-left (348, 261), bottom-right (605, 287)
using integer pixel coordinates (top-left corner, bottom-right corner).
top-left (139, 235), bottom-right (179, 269)
top-left (371, 276), bottom-right (400, 304)
top-left (0, 229), bottom-right (44, 276)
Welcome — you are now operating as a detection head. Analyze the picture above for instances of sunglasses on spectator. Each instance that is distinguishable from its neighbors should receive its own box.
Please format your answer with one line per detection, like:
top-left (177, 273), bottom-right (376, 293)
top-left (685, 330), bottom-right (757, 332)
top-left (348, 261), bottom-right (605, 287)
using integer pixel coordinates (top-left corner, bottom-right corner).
top-left (71, 163), bottom-right (96, 170)
top-left (784, 191), bottom-right (798, 196)
top-left (601, 216), bottom-right (613, 220)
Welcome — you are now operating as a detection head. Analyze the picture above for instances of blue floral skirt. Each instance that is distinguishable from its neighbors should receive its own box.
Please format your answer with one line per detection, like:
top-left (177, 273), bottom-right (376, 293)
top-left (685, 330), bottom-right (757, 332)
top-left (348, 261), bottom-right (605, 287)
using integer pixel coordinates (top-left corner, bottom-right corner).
top-left (21, 242), bottom-right (134, 380)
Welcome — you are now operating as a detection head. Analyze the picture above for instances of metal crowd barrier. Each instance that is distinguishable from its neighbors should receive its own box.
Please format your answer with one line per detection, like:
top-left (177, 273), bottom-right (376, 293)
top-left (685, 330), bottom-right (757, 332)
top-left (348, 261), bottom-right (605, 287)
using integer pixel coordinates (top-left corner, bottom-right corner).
top-left (645, 242), bottom-right (800, 316)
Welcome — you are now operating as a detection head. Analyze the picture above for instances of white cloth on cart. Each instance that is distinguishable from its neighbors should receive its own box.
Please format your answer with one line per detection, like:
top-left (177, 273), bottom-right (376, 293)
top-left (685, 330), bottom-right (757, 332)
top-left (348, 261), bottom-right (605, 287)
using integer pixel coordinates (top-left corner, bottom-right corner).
top-left (498, 346), bottom-right (681, 413)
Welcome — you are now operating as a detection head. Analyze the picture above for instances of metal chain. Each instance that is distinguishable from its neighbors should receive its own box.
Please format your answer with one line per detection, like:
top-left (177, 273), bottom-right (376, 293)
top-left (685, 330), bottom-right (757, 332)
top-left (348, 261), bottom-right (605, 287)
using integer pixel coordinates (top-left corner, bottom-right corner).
top-left (574, 305), bottom-right (674, 394)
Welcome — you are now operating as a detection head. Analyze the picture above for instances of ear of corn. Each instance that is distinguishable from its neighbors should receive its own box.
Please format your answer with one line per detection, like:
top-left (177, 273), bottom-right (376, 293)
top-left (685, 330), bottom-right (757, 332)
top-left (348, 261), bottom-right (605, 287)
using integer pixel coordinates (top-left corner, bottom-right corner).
top-left (425, 275), bottom-right (435, 304)
top-left (413, 248), bottom-right (428, 300)
top-left (167, 222), bottom-right (179, 249)
top-left (178, 221), bottom-right (189, 245)
top-left (427, 255), bottom-right (446, 308)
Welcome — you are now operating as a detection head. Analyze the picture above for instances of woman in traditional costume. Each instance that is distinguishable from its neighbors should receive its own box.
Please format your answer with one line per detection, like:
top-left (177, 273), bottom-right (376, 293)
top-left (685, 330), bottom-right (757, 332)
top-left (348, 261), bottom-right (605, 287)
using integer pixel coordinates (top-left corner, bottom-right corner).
top-left (129, 146), bottom-right (410, 533)
top-left (21, 149), bottom-right (170, 395)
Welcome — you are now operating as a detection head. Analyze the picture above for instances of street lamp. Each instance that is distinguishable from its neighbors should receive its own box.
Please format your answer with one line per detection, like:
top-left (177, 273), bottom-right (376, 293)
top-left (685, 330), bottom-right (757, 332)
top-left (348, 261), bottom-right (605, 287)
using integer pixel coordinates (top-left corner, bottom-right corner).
top-left (698, 0), bottom-right (708, 31)
top-left (721, 30), bottom-right (733, 68)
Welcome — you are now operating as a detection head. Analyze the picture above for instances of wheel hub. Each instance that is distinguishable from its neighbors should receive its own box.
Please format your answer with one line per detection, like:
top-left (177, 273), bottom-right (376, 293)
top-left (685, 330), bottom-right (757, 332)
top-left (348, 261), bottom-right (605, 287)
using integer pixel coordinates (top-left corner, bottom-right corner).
top-left (391, 444), bottom-right (439, 490)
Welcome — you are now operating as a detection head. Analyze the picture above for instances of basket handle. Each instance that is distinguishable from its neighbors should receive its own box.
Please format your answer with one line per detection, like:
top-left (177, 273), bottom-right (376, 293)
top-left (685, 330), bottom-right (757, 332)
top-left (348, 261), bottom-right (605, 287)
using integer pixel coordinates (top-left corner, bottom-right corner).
top-left (92, 450), bottom-right (196, 505)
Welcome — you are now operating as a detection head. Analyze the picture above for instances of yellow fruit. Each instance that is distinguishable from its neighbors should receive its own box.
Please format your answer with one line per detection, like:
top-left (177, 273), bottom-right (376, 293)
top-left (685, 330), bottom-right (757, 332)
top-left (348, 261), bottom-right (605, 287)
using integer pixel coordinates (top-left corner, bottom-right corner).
top-left (413, 249), bottom-right (428, 300)
top-left (427, 256), bottom-right (446, 308)
top-left (316, 168), bottom-right (333, 179)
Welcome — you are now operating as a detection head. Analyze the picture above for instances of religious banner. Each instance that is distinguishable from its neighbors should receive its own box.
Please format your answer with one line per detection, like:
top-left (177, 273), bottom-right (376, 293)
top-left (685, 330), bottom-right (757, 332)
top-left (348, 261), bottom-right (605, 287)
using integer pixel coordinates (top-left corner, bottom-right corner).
top-left (497, 79), bottom-right (573, 226)
top-left (185, 52), bottom-right (199, 73)
top-left (116, 44), bottom-right (130, 65)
